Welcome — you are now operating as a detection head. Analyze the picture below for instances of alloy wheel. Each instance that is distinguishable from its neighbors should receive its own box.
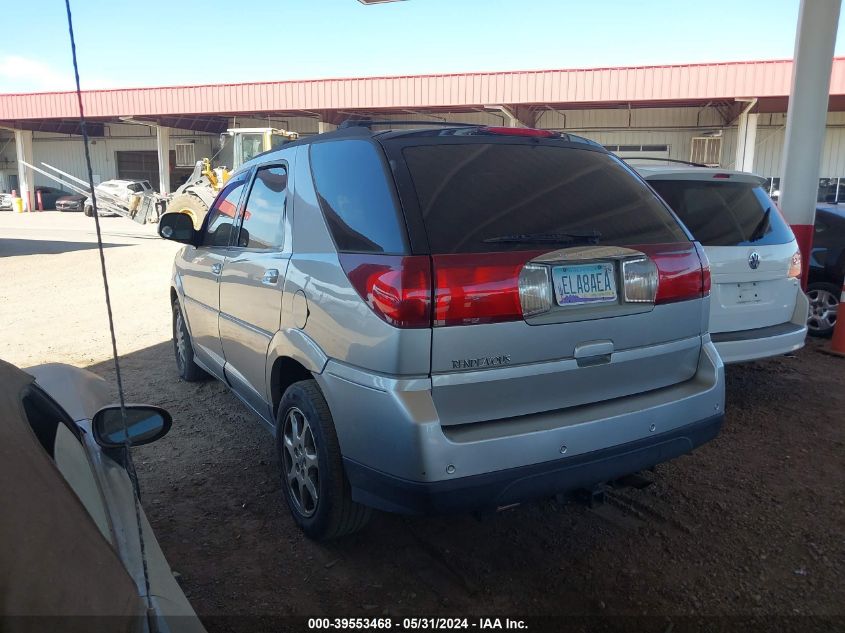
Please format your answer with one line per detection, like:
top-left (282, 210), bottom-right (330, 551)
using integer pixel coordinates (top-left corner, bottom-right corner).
top-left (282, 407), bottom-right (319, 518)
top-left (175, 310), bottom-right (188, 371)
top-left (807, 288), bottom-right (839, 335)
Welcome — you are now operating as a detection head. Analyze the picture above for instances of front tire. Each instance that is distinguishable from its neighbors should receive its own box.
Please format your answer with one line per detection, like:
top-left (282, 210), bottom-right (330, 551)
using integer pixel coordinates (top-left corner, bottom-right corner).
top-left (84, 205), bottom-right (93, 217)
top-left (165, 193), bottom-right (209, 231)
top-left (276, 380), bottom-right (372, 540)
top-left (807, 282), bottom-right (840, 337)
top-left (172, 300), bottom-right (206, 381)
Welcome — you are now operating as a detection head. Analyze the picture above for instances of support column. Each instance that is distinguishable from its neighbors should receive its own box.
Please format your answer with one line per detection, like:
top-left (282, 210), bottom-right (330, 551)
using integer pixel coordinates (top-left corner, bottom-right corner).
top-left (484, 105), bottom-right (535, 128)
top-left (156, 126), bottom-right (171, 195)
top-left (779, 0), bottom-right (841, 287)
top-left (318, 121), bottom-right (337, 134)
top-left (14, 130), bottom-right (34, 212)
top-left (735, 111), bottom-right (758, 173)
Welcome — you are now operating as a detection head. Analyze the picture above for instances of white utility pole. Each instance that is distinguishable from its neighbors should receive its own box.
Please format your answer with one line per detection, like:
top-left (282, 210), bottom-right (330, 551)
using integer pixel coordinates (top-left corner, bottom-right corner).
top-left (778, 0), bottom-right (841, 286)
top-left (156, 126), bottom-right (171, 195)
top-left (14, 130), bottom-right (34, 211)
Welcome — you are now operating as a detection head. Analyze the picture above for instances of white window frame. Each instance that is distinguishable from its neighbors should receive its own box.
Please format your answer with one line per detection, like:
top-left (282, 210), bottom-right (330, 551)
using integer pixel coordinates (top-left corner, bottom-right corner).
top-left (690, 137), bottom-right (722, 167)
top-left (175, 143), bottom-right (196, 168)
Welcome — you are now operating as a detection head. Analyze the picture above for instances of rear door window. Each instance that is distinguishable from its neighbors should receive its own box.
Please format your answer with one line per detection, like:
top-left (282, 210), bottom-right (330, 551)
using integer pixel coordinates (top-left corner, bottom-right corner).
top-left (648, 180), bottom-right (794, 246)
top-left (310, 139), bottom-right (408, 254)
top-left (396, 142), bottom-right (687, 254)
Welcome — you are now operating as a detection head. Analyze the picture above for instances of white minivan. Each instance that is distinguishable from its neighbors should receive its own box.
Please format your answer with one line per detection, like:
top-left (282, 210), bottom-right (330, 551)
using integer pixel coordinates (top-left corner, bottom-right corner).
top-left (637, 165), bottom-right (808, 364)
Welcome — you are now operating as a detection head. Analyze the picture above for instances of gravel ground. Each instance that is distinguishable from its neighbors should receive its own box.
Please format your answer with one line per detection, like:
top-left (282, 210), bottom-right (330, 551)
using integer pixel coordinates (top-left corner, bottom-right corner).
top-left (2, 212), bottom-right (843, 630)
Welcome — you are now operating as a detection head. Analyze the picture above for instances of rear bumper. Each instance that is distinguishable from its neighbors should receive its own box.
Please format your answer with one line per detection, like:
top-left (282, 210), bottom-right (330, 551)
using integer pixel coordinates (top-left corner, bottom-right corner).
top-left (711, 291), bottom-right (809, 364)
top-left (316, 339), bottom-right (725, 514)
top-left (344, 413), bottom-right (722, 514)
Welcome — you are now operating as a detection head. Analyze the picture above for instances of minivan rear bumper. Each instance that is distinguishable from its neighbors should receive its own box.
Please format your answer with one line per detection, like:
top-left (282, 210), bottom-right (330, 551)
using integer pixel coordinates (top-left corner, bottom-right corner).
top-left (317, 339), bottom-right (725, 515)
top-left (710, 291), bottom-right (809, 364)
top-left (343, 413), bottom-right (723, 514)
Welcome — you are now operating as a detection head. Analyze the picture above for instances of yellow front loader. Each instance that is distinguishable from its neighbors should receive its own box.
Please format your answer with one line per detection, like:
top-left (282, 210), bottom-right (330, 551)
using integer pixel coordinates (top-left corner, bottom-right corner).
top-left (164, 127), bottom-right (298, 229)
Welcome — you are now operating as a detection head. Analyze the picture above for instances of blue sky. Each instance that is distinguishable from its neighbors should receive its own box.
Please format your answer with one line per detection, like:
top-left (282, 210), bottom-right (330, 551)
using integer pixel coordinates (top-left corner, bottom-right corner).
top-left (1, 0), bottom-right (843, 93)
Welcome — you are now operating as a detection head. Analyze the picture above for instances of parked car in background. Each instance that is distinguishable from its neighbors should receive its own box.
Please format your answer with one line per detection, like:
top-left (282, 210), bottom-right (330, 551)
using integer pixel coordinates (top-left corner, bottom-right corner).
top-left (84, 179), bottom-right (154, 216)
top-left (159, 123), bottom-right (725, 540)
top-left (637, 165), bottom-right (808, 364)
top-left (55, 193), bottom-right (86, 212)
top-left (808, 204), bottom-right (845, 336)
top-left (0, 359), bottom-right (205, 632)
top-left (33, 185), bottom-right (68, 209)
top-left (0, 186), bottom-right (68, 210)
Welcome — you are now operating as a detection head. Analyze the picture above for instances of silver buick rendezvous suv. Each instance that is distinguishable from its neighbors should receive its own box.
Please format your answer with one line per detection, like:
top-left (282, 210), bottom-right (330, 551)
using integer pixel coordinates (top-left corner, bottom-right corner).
top-left (159, 122), bottom-right (725, 540)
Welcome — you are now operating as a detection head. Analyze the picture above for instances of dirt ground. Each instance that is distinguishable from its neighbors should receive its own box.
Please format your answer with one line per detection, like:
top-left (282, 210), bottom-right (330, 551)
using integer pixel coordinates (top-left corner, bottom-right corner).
top-left (2, 212), bottom-right (844, 630)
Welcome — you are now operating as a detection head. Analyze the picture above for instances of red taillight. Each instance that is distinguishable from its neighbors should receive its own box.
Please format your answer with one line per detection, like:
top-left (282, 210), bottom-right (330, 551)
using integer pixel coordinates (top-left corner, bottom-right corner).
top-left (339, 254), bottom-right (431, 328)
top-left (712, 173), bottom-right (732, 179)
top-left (478, 126), bottom-right (558, 138)
top-left (432, 252), bottom-right (540, 326)
top-left (637, 243), bottom-right (709, 304)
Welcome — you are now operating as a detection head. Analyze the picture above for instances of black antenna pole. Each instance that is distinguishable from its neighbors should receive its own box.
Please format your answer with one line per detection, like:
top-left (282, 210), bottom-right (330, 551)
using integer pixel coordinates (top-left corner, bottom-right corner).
top-left (63, 0), bottom-right (155, 618)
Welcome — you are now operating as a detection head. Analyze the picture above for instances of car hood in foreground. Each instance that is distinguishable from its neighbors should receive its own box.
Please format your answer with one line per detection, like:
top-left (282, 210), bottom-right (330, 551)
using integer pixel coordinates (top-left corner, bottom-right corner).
top-left (26, 363), bottom-right (113, 422)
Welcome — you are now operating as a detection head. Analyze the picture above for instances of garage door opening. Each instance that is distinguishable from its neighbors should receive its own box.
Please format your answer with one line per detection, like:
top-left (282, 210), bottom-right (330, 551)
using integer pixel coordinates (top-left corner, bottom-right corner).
top-left (115, 150), bottom-right (194, 193)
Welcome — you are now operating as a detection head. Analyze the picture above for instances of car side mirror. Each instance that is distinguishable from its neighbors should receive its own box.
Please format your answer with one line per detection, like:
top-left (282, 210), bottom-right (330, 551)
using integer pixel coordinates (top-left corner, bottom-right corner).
top-left (159, 212), bottom-right (199, 245)
top-left (92, 405), bottom-right (172, 448)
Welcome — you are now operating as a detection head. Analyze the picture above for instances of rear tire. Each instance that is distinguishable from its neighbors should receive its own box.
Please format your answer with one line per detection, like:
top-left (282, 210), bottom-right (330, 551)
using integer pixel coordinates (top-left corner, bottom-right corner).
top-left (807, 282), bottom-right (840, 337)
top-left (165, 193), bottom-right (208, 230)
top-left (276, 380), bottom-right (372, 540)
top-left (84, 205), bottom-right (93, 217)
top-left (172, 300), bottom-right (206, 381)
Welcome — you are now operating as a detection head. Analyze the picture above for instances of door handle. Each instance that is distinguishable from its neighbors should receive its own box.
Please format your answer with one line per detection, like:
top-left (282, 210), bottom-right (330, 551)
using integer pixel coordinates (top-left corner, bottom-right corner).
top-left (262, 268), bottom-right (280, 285)
top-left (211, 263), bottom-right (222, 275)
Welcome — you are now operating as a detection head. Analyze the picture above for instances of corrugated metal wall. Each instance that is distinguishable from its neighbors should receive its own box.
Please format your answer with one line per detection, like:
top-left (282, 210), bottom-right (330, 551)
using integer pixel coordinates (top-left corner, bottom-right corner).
top-left (30, 123), bottom-right (216, 189)
top-left (16, 110), bottom-right (845, 190)
top-left (28, 117), bottom-right (323, 188)
top-left (535, 108), bottom-right (844, 178)
top-left (536, 106), bottom-right (737, 168)
top-left (5, 58), bottom-right (842, 120)
top-left (751, 112), bottom-right (845, 177)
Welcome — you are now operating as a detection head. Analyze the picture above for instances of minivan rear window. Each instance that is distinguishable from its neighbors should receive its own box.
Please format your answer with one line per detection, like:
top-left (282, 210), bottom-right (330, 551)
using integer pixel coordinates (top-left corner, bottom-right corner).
top-left (648, 180), bottom-right (794, 247)
top-left (311, 139), bottom-right (408, 254)
top-left (399, 143), bottom-right (687, 254)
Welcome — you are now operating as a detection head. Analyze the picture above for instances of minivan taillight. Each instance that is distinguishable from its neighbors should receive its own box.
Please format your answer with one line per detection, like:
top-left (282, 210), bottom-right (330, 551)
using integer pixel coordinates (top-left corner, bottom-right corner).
top-left (339, 254), bottom-right (432, 328)
top-left (637, 243), bottom-right (710, 304)
top-left (432, 253), bottom-right (541, 326)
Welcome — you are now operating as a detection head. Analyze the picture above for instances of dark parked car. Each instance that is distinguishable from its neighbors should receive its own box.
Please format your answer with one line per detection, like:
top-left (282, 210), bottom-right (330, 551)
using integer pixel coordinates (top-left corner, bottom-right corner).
top-left (33, 186), bottom-right (69, 209)
top-left (0, 187), bottom-right (67, 210)
top-left (808, 204), bottom-right (845, 336)
top-left (55, 193), bottom-right (86, 212)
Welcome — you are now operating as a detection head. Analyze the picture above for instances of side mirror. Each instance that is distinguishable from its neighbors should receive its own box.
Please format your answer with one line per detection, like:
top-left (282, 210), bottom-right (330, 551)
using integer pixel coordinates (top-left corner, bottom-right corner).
top-left (92, 405), bottom-right (172, 449)
top-left (159, 212), bottom-right (199, 245)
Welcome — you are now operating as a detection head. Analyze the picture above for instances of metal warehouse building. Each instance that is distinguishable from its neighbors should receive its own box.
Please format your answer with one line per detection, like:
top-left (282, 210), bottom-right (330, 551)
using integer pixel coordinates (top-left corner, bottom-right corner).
top-left (3, 57), bottom-right (845, 209)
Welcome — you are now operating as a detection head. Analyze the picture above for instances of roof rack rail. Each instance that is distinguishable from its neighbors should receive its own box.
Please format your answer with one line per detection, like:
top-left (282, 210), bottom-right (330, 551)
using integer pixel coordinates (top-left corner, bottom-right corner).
top-left (624, 156), bottom-right (710, 168)
top-left (338, 119), bottom-right (482, 129)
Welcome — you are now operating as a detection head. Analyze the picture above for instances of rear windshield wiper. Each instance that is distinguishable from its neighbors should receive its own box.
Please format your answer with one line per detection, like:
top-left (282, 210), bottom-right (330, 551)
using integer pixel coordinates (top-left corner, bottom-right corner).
top-left (482, 231), bottom-right (602, 245)
top-left (748, 207), bottom-right (772, 242)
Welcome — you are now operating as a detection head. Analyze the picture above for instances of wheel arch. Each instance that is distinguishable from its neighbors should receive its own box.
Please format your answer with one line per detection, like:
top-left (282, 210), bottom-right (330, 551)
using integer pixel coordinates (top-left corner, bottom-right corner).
top-left (269, 356), bottom-right (315, 421)
top-left (266, 329), bottom-right (328, 418)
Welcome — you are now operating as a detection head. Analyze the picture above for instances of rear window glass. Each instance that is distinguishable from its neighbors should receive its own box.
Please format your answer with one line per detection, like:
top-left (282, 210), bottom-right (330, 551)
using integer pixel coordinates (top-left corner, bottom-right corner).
top-left (648, 180), bottom-right (793, 247)
top-left (399, 143), bottom-right (687, 254)
top-left (310, 140), bottom-right (407, 254)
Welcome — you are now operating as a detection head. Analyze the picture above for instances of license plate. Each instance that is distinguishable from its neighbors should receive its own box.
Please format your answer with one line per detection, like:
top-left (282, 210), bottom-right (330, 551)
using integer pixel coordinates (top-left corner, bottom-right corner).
top-left (553, 263), bottom-right (617, 307)
top-left (735, 282), bottom-right (762, 304)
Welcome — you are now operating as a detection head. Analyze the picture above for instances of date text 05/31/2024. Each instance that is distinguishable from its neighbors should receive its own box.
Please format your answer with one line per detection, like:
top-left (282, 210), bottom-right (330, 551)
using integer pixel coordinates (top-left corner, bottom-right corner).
top-left (308, 618), bottom-right (528, 630)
